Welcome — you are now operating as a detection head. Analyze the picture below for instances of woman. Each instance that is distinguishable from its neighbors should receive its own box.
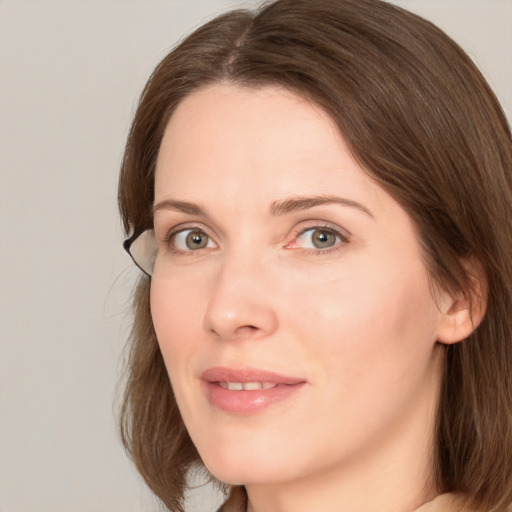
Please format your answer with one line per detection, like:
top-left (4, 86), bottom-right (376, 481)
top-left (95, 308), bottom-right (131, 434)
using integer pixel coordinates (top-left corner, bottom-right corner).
top-left (118, 0), bottom-right (512, 511)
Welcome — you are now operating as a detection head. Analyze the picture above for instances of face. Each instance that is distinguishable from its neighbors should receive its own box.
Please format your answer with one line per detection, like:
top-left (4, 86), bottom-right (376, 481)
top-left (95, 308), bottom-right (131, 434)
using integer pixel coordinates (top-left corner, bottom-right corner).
top-left (151, 84), bottom-right (448, 490)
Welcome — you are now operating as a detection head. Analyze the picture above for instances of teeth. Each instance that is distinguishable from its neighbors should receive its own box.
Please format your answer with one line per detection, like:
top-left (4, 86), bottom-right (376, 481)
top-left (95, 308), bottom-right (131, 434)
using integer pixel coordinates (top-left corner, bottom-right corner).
top-left (243, 382), bottom-right (263, 391)
top-left (218, 382), bottom-right (277, 391)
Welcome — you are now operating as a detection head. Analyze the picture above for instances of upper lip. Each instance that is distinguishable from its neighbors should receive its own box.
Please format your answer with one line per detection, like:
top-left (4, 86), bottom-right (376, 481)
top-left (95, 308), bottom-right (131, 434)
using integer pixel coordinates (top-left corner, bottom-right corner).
top-left (201, 366), bottom-right (306, 385)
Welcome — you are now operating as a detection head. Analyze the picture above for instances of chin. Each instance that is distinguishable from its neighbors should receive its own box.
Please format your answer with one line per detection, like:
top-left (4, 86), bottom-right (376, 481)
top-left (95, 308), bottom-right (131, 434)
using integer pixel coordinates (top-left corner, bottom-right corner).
top-left (197, 442), bottom-right (293, 486)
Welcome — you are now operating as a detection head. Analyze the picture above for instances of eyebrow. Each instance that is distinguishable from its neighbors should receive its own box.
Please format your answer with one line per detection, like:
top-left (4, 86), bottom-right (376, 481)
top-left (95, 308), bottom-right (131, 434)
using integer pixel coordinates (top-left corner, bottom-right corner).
top-left (153, 195), bottom-right (374, 218)
top-left (153, 199), bottom-right (206, 216)
top-left (270, 195), bottom-right (374, 218)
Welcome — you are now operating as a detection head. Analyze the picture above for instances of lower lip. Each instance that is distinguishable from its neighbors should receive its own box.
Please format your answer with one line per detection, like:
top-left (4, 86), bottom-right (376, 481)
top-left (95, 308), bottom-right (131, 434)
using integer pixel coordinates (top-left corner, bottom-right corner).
top-left (203, 381), bottom-right (306, 415)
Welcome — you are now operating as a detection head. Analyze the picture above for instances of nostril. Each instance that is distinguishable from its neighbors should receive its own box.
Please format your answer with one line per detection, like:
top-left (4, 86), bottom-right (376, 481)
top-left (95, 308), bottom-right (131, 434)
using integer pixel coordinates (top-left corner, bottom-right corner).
top-left (209, 324), bottom-right (261, 340)
top-left (236, 325), bottom-right (260, 337)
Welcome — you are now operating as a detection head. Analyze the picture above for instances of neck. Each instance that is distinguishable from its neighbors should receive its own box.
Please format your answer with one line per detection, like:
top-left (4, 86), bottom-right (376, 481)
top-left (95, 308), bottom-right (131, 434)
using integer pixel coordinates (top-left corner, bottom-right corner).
top-left (245, 348), bottom-right (444, 512)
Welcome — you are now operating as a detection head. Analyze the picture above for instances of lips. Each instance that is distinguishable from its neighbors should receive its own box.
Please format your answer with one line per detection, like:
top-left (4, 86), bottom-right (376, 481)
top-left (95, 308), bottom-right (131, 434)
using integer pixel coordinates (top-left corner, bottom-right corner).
top-left (201, 367), bottom-right (307, 414)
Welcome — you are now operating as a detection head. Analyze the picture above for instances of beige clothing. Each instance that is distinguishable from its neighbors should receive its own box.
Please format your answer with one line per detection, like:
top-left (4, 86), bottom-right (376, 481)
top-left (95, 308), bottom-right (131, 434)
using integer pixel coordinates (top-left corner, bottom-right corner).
top-left (414, 493), bottom-right (469, 512)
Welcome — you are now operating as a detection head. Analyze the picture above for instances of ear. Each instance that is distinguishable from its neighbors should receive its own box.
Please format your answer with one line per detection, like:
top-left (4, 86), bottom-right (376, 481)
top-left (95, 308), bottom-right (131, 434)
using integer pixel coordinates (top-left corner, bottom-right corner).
top-left (436, 262), bottom-right (487, 345)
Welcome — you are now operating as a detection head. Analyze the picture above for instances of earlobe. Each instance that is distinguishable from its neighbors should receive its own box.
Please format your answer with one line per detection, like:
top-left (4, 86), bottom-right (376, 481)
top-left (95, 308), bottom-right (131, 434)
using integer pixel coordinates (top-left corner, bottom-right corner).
top-left (436, 273), bottom-right (487, 345)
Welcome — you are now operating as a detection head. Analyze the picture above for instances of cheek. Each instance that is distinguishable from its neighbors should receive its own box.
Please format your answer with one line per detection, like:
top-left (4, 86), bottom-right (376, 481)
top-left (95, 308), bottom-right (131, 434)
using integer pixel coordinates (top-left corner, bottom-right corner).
top-left (292, 259), bottom-right (434, 334)
top-left (288, 256), bottom-right (440, 390)
top-left (149, 278), bottom-right (204, 369)
top-left (287, 270), bottom-right (440, 452)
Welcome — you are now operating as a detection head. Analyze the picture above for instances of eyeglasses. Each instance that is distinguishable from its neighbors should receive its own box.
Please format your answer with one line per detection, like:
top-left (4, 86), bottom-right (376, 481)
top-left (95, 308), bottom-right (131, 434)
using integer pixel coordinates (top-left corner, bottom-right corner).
top-left (123, 229), bottom-right (158, 277)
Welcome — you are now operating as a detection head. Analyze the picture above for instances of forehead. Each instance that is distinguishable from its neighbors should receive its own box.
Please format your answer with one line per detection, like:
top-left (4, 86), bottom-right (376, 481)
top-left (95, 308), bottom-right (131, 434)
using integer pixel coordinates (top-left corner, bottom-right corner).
top-left (155, 83), bottom-right (378, 205)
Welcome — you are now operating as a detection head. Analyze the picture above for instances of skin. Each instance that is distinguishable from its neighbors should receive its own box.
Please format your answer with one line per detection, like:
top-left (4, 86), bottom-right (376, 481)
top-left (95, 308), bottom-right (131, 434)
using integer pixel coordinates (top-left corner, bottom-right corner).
top-left (150, 83), bottom-right (476, 512)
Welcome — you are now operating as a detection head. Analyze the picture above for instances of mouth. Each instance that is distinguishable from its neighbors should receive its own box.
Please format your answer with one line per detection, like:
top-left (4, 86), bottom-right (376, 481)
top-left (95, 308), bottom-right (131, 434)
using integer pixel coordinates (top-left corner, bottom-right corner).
top-left (218, 381), bottom-right (278, 390)
top-left (201, 367), bottom-right (307, 415)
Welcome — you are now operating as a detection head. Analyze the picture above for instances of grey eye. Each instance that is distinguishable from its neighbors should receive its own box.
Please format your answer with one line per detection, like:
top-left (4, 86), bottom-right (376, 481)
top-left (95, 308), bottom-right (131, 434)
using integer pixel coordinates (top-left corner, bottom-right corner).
top-left (173, 229), bottom-right (213, 251)
top-left (296, 228), bottom-right (341, 249)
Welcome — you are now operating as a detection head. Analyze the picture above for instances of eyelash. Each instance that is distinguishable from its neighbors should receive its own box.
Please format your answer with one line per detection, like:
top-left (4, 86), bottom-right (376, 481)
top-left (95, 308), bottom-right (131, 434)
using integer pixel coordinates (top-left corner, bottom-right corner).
top-left (290, 222), bottom-right (349, 256)
top-left (162, 222), bottom-right (349, 256)
top-left (163, 225), bottom-right (215, 257)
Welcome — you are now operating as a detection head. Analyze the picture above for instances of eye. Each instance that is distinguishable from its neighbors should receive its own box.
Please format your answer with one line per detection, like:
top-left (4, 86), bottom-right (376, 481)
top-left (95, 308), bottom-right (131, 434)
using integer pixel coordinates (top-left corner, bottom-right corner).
top-left (295, 227), bottom-right (345, 250)
top-left (171, 229), bottom-right (215, 251)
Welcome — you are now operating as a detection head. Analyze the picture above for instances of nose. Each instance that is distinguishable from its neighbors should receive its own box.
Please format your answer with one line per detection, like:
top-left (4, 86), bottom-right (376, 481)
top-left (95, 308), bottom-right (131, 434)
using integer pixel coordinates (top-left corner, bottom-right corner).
top-left (203, 255), bottom-right (279, 342)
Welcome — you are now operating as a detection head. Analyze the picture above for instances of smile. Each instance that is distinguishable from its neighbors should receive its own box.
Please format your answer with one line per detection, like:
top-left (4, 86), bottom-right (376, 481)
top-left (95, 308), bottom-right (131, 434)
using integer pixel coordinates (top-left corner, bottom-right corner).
top-left (201, 367), bottom-right (307, 414)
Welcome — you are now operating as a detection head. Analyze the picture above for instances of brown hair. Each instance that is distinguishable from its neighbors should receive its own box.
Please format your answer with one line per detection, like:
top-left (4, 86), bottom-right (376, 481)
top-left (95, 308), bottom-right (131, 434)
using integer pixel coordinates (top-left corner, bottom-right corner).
top-left (118, 1), bottom-right (512, 511)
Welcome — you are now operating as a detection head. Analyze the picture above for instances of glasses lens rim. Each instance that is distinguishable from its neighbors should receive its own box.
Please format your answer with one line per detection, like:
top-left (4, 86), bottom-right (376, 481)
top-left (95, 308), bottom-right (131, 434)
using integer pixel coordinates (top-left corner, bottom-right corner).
top-left (123, 229), bottom-right (157, 277)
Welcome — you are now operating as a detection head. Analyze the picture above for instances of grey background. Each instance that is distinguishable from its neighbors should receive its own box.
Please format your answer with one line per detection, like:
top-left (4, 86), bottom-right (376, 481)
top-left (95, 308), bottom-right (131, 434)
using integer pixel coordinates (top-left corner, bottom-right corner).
top-left (1, 1), bottom-right (510, 511)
